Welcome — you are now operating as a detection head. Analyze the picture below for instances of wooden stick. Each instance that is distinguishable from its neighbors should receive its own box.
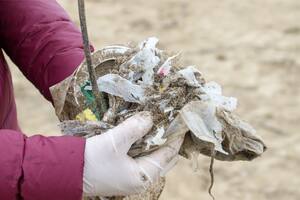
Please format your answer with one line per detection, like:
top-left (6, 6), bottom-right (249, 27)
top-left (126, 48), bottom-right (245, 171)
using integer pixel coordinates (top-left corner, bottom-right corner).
top-left (78, 0), bottom-right (107, 118)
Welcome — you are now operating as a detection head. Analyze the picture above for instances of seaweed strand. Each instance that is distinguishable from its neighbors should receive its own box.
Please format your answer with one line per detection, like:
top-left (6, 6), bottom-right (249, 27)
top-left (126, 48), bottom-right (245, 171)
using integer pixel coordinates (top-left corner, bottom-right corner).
top-left (208, 145), bottom-right (216, 200)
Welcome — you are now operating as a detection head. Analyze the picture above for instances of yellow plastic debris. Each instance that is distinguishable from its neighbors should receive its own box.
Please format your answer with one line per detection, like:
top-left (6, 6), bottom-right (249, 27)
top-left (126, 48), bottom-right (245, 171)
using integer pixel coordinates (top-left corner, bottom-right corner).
top-left (76, 108), bottom-right (97, 122)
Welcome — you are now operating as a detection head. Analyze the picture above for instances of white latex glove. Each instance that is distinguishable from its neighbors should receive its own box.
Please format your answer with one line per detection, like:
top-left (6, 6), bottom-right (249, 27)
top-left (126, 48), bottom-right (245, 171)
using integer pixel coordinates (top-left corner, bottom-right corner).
top-left (83, 112), bottom-right (183, 197)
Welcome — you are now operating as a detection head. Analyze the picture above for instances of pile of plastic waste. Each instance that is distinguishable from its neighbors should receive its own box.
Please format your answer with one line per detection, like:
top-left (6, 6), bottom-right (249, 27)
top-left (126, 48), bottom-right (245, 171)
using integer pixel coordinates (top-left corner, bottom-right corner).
top-left (50, 37), bottom-right (266, 200)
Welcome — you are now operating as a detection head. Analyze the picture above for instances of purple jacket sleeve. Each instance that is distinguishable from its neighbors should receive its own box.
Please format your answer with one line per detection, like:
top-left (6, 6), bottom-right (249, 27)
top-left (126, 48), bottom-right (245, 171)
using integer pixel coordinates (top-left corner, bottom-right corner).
top-left (0, 130), bottom-right (85, 200)
top-left (0, 130), bottom-right (24, 200)
top-left (0, 0), bottom-right (86, 101)
top-left (0, 1), bottom-right (89, 200)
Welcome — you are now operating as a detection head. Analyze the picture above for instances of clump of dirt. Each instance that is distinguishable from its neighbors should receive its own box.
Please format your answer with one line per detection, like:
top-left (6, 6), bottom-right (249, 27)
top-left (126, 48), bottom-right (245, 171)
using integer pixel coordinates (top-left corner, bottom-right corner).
top-left (51, 37), bottom-right (266, 200)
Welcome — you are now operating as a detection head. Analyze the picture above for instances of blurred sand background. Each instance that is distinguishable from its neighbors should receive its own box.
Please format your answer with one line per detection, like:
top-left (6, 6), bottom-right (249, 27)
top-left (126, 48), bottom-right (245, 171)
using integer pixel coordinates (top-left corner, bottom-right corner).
top-left (7, 0), bottom-right (300, 199)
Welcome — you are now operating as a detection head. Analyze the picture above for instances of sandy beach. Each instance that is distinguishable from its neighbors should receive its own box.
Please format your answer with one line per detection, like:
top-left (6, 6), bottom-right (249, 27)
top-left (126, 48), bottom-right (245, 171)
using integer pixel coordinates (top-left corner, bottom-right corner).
top-left (8, 0), bottom-right (300, 199)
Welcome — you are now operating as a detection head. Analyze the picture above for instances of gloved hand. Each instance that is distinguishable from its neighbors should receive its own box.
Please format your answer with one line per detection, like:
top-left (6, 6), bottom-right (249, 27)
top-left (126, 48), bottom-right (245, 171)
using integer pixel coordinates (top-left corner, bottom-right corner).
top-left (83, 111), bottom-right (183, 197)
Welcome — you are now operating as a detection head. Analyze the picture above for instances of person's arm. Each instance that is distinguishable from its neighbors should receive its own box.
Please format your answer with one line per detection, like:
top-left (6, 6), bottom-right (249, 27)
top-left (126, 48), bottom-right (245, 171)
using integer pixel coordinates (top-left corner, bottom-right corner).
top-left (0, 1), bottom-right (87, 200)
top-left (0, 114), bottom-right (182, 200)
top-left (0, 130), bottom-right (24, 200)
top-left (0, 0), bottom-right (86, 101)
top-left (0, 129), bottom-right (85, 200)
top-left (0, 1), bottom-right (183, 200)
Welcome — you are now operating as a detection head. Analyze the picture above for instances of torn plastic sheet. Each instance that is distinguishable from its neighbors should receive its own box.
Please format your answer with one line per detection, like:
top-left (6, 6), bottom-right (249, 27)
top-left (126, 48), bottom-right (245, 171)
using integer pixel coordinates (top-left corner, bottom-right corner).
top-left (99, 45), bottom-right (130, 55)
top-left (145, 127), bottom-right (167, 150)
top-left (126, 37), bottom-right (160, 85)
top-left (178, 66), bottom-right (202, 87)
top-left (200, 81), bottom-right (238, 111)
top-left (60, 120), bottom-right (113, 138)
top-left (216, 109), bottom-right (266, 160)
top-left (157, 54), bottom-right (180, 77)
top-left (180, 101), bottom-right (227, 154)
top-left (97, 74), bottom-right (146, 103)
